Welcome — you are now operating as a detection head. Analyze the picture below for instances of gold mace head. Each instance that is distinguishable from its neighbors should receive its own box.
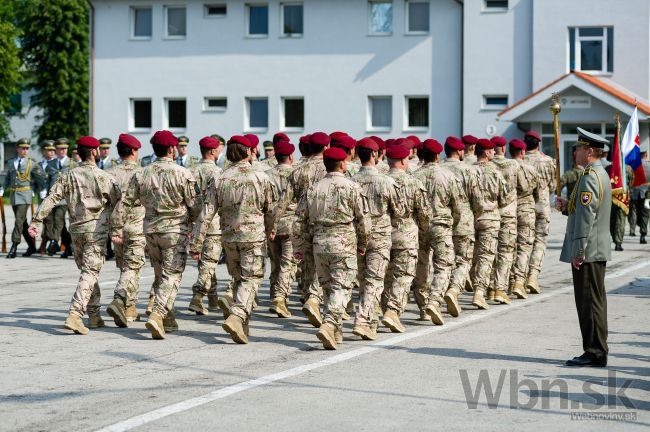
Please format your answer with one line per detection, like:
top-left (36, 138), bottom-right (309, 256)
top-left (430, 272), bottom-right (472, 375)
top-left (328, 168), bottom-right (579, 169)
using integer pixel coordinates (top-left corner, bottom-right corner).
top-left (549, 92), bottom-right (561, 115)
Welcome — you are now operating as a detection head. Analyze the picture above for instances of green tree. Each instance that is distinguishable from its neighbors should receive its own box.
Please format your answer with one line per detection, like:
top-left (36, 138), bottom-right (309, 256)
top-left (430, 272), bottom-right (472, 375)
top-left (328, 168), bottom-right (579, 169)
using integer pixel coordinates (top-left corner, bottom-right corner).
top-left (0, 0), bottom-right (22, 142)
top-left (19, 0), bottom-right (89, 141)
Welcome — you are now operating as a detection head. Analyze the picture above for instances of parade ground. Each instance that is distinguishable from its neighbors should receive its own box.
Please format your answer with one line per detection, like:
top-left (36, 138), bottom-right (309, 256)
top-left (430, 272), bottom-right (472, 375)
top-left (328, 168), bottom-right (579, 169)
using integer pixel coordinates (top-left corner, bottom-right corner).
top-left (1, 210), bottom-right (648, 431)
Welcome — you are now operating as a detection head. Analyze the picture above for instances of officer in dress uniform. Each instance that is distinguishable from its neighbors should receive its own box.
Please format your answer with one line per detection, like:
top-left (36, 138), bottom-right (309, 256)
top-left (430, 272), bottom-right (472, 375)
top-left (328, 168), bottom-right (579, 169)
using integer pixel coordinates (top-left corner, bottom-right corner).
top-left (176, 136), bottom-right (199, 169)
top-left (97, 138), bottom-right (118, 170)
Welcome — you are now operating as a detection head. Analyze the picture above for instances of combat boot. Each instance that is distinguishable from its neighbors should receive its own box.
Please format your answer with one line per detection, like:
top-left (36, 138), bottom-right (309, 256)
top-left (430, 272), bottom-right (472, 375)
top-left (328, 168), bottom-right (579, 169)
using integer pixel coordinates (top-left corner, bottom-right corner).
top-left (418, 309), bottom-right (428, 321)
top-left (125, 304), bottom-right (141, 322)
top-left (207, 295), bottom-right (220, 311)
top-left (511, 280), bottom-right (528, 299)
top-left (6, 243), bottom-right (18, 259)
top-left (88, 314), bottom-right (105, 329)
top-left (334, 326), bottom-right (343, 344)
top-left (302, 296), bottom-right (322, 328)
top-left (425, 302), bottom-right (444, 326)
top-left (526, 271), bottom-right (541, 294)
top-left (471, 290), bottom-right (489, 310)
top-left (64, 313), bottom-right (89, 335)
top-left (217, 293), bottom-right (233, 317)
top-left (316, 322), bottom-right (338, 350)
top-left (381, 309), bottom-right (405, 333)
top-left (107, 297), bottom-right (128, 328)
top-left (188, 293), bottom-right (208, 315)
top-left (443, 289), bottom-right (461, 317)
top-left (145, 312), bottom-right (166, 339)
top-left (272, 297), bottom-right (291, 318)
top-left (223, 315), bottom-right (248, 344)
top-left (353, 323), bottom-right (376, 340)
top-left (487, 289), bottom-right (496, 301)
top-left (163, 310), bottom-right (179, 332)
top-left (146, 294), bottom-right (155, 316)
top-left (370, 321), bottom-right (378, 340)
top-left (493, 290), bottom-right (512, 305)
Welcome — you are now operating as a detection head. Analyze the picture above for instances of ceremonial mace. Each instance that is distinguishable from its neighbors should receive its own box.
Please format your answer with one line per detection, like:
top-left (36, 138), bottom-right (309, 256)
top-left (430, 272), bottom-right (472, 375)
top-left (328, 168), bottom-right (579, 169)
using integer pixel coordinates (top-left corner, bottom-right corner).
top-left (549, 92), bottom-right (562, 196)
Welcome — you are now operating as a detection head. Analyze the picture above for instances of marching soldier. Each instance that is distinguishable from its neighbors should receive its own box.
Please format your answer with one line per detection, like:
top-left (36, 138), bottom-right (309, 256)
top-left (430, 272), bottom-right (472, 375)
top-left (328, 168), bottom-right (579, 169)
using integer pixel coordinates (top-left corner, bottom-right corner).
top-left (45, 138), bottom-right (75, 257)
top-left (2, 138), bottom-right (46, 258)
top-left (97, 138), bottom-right (118, 170)
top-left (556, 127), bottom-right (611, 367)
top-left (28, 136), bottom-right (121, 334)
top-left (330, 134), bottom-right (359, 178)
top-left (294, 146), bottom-right (370, 349)
top-left (176, 136), bottom-right (199, 169)
top-left (190, 135), bottom-right (275, 344)
top-left (462, 135), bottom-right (478, 165)
top-left (105, 134), bottom-right (146, 326)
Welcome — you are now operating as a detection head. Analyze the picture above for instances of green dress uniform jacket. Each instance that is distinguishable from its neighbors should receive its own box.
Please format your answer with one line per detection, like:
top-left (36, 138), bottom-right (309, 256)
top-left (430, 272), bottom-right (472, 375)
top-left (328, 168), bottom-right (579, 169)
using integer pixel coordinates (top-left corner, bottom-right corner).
top-left (3, 157), bottom-right (46, 205)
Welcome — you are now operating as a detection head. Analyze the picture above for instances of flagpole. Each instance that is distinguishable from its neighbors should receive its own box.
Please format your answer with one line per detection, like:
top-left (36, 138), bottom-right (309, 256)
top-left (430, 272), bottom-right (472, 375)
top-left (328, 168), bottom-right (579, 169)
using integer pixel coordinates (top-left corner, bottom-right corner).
top-left (549, 92), bottom-right (562, 196)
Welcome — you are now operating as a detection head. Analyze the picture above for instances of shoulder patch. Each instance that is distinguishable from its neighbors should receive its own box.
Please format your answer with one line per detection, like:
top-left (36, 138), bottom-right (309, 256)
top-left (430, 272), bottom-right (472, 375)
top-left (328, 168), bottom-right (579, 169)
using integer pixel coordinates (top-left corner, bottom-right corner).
top-left (580, 191), bottom-right (592, 206)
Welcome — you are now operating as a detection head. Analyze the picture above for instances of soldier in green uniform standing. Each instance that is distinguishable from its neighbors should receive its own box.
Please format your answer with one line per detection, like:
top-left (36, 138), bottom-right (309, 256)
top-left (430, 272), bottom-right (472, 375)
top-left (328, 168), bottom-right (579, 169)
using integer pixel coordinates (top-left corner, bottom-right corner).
top-left (176, 136), bottom-right (199, 169)
top-left (2, 138), bottom-right (46, 258)
top-left (45, 138), bottom-right (75, 257)
top-left (557, 127), bottom-right (611, 367)
top-left (606, 164), bottom-right (634, 251)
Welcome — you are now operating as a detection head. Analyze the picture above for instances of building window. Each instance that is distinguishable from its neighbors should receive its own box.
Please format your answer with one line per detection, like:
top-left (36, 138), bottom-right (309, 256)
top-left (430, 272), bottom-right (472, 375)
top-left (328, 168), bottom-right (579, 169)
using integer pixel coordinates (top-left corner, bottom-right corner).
top-left (368, 96), bottom-right (392, 130)
top-left (483, 0), bottom-right (508, 11)
top-left (130, 99), bottom-right (152, 130)
top-left (569, 27), bottom-right (613, 73)
top-left (204, 3), bottom-right (227, 17)
top-left (166, 98), bottom-right (187, 129)
top-left (406, 96), bottom-right (429, 129)
top-left (282, 98), bottom-right (304, 129)
top-left (165, 6), bottom-right (187, 38)
top-left (131, 6), bottom-right (152, 39)
top-left (406, 1), bottom-right (429, 34)
top-left (246, 97), bottom-right (269, 130)
top-left (247, 4), bottom-right (269, 36)
top-left (204, 97), bottom-right (227, 112)
top-left (482, 95), bottom-right (509, 110)
top-left (281, 3), bottom-right (303, 36)
top-left (368, 1), bottom-right (393, 35)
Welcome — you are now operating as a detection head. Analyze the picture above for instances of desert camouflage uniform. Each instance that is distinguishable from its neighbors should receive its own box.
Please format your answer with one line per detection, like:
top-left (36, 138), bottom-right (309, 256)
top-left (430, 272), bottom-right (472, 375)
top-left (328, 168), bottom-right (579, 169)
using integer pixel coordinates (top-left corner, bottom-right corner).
top-left (107, 160), bottom-right (145, 307)
top-left (117, 157), bottom-right (200, 318)
top-left (45, 157), bottom-right (76, 243)
top-left (191, 160), bottom-right (275, 321)
top-left (345, 160), bottom-right (361, 178)
top-left (510, 159), bottom-right (539, 287)
top-left (31, 161), bottom-right (120, 317)
top-left (262, 157), bottom-right (278, 169)
top-left (352, 166), bottom-right (403, 326)
top-left (561, 165), bottom-right (584, 199)
top-left (464, 154), bottom-right (477, 165)
top-left (294, 172), bottom-right (370, 327)
top-left (377, 158), bottom-right (390, 175)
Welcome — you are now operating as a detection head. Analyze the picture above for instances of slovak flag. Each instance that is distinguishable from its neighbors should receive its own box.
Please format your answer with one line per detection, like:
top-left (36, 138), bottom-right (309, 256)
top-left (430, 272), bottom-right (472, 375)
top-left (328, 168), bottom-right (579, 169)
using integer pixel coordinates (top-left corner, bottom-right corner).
top-left (622, 107), bottom-right (645, 187)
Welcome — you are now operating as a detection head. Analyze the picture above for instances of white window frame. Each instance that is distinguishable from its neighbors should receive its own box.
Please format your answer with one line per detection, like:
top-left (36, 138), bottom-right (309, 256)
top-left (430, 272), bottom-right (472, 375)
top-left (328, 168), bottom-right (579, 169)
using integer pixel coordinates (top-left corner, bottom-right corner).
top-left (482, 94), bottom-right (509, 110)
top-left (367, 96), bottom-right (392, 132)
top-left (245, 97), bottom-right (269, 132)
top-left (164, 5), bottom-right (187, 40)
top-left (245, 3), bottom-right (269, 38)
top-left (280, 97), bottom-right (305, 132)
top-left (203, 97), bottom-right (228, 112)
top-left (164, 97), bottom-right (187, 132)
top-left (572, 27), bottom-right (611, 74)
top-left (280, 2), bottom-right (303, 38)
top-left (129, 98), bottom-right (152, 132)
top-left (203, 3), bottom-right (227, 18)
top-left (130, 6), bottom-right (153, 40)
top-left (367, 0), bottom-right (393, 36)
top-left (404, 95), bottom-right (429, 132)
top-left (405, 0), bottom-right (429, 35)
top-left (482, 0), bottom-right (508, 12)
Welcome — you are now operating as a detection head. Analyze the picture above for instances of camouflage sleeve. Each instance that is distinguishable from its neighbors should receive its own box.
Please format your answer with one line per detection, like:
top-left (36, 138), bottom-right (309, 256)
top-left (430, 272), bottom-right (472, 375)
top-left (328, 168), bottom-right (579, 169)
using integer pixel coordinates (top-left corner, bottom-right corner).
top-left (190, 180), bottom-right (219, 254)
top-left (271, 179), bottom-right (294, 233)
top-left (263, 177), bottom-right (277, 237)
top-left (31, 175), bottom-right (65, 226)
top-left (387, 181), bottom-right (406, 218)
top-left (414, 180), bottom-right (432, 239)
top-left (497, 173), bottom-right (509, 208)
top-left (291, 189), bottom-right (310, 255)
top-left (185, 175), bottom-right (201, 224)
top-left (469, 171), bottom-right (484, 215)
top-left (353, 187), bottom-right (371, 251)
top-left (547, 160), bottom-right (557, 191)
top-left (111, 173), bottom-right (140, 236)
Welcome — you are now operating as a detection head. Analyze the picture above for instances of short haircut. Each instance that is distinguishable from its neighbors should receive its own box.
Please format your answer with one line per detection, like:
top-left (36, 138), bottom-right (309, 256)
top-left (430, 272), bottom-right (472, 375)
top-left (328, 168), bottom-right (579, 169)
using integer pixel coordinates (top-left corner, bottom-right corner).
top-left (421, 148), bottom-right (438, 163)
top-left (152, 143), bottom-right (169, 158)
top-left (275, 154), bottom-right (290, 164)
top-left (508, 147), bottom-right (523, 158)
top-left (116, 142), bottom-right (134, 158)
top-left (323, 158), bottom-right (341, 172)
top-left (357, 147), bottom-right (373, 163)
top-left (591, 148), bottom-right (603, 159)
top-left (200, 146), bottom-right (213, 158)
top-left (475, 145), bottom-right (487, 158)
top-left (77, 146), bottom-right (94, 161)
top-left (311, 144), bottom-right (325, 155)
top-left (299, 142), bottom-right (312, 157)
top-left (444, 143), bottom-right (460, 158)
top-left (524, 135), bottom-right (540, 150)
top-left (226, 143), bottom-right (249, 162)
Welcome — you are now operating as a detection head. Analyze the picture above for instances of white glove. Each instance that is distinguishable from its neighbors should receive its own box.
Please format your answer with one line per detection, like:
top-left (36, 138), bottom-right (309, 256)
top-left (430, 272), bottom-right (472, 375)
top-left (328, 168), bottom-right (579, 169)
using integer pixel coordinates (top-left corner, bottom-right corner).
top-left (40, 190), bottom-right (47, 200)
top-left (644, 198), bottom-right (650, 210)
top-left (0, 187), bottom-right (4, 196)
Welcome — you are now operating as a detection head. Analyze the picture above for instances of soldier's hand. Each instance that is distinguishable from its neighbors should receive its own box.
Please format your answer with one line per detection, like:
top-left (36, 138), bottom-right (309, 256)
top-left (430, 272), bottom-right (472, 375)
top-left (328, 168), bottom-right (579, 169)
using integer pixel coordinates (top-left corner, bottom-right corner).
top-left (571, 256), bottom-right (584, 270)
top-left (268, 231), bottom-right (276, 241)
top-left (111, 235), bottom-right (123, 245)
top-left (555, 196), bottom-right (567, 212)
top-left (28, 225), bottom-right (38, 239)
top-left (294, 252), bottom-right (303, 261)
top-left (358, 248), bottom-right (366, 256)
top-left (191, 251), bottom-right (201, 261)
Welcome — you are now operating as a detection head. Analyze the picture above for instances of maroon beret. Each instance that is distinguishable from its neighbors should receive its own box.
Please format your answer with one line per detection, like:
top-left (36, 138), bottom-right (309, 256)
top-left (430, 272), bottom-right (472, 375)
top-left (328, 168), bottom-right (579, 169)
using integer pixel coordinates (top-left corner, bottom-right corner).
top-left (407, 135), bottom-right (422, 150)
top-left (490, 136), bottom-right (507, 147)
top-left (423, 139), bottom-right (443, 154)
top-left (462, 135), bottom-right (478, 145)
top-left (323, 147), bottom-right (347, 161)
top-left (368, 136), bottom-right (386, 150)
top-left (299, 134), bottom-right (311, 145)
top-left (310, 132), bottom-right (331, 147)
top-left (396, 138), bottom-right (415, 150)
top-left (227, 135), bottom-right (254, 148)
top-left (244, 134), bottom-right (259, 147)
top-left (332, 135), bottom-right (356, 150)
top-left (151, 130), bottom-right (178, 147)
top-left (477, 138), bottom-right (495, 149)
top-left (199, 136), bottom-right (220, 149)
top-left (329, 131), bottom-right (348, 141)
top-left (525, 130), bottom-right (541, 141)
top-left (445, 136), bottom-right (464, 151)
top-left (274, 140), bottom-right (295, 156)
top-left (386, 144), bottom-right (410, 159)
top-left (509, 139), bottom-right (527, 150)
top-left (357, 138), bottom-right (379, 152)
top-left (76, 136), bottom-right (100, 148)
top-left (385, 138), bottom-right (396, 147)
top-left (273, 132), bottom-right (290, 144)
top-left (118, 133), bottom-right (141, 150)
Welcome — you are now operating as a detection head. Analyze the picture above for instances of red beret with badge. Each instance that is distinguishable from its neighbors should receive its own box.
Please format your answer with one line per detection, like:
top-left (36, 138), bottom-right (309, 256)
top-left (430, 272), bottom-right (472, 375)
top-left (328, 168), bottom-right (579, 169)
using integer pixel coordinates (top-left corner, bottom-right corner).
top-left (332, 135), bottom-right (356, 150)
top-left (299, 134), bottom-right (312, 145)
top-left (525, 130), bottom-right (541, 141)
top-left (462, 135), bottom-right (478, 145)
top-left (244, 134), bottom-right (259, 147)
top-left (323, 147), bottom-right (347, 161)
top-left (228, 135), bottom-right (254, 148)
top-left (477, 138), bottom-right (495, 149)
top-left (509, 139), bottom-right (526, 150)
top-left (310, 132), bottom-right (331, 147)
top-left (151, 130), bottom-right (178, 147)
top-left (368, 136), bottom-right (386, 150)
top-left (329, 131), bottom-right (348, 141)
top-left (118, 133), bottom-right (141, 150)
top-left (396, 138), bottom-right (414, 150)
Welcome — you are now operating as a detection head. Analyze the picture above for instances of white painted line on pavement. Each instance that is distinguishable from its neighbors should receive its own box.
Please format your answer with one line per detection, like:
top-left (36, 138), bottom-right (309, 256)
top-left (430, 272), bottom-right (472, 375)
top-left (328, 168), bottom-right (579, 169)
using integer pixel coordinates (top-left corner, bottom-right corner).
top-left (96, 258), bottom-right (650, 432)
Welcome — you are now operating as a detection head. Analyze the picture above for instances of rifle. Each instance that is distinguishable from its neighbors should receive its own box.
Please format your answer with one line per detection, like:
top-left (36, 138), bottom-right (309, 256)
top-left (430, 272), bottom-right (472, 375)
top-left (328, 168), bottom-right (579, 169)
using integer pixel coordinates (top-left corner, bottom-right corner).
top-left (0, 196), bottom-right (6, 253)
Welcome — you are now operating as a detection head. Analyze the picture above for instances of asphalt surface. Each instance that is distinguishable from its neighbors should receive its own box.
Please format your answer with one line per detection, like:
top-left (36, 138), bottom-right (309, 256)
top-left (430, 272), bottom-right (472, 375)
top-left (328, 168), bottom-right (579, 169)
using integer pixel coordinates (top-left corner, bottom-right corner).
top-left (0, 208), bottom-right (648, 431)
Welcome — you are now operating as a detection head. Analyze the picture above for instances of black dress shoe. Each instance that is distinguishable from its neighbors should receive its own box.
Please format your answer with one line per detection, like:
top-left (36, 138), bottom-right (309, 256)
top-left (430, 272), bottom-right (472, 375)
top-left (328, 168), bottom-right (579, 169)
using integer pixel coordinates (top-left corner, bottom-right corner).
top-left (47, 240), bottom-right (59, 256)
top-left (6, 243), bottom-right (18, 259)
top-left (22, 244), bottom-right (36, 257)
top-left (630, 231), bottom-right (636, 237)
top-left (641, 236), bottom-right (647, 244)
top-left (615, 243), bottom-right (623, 251)
top-left (566, 354), bottom-right (607, 367)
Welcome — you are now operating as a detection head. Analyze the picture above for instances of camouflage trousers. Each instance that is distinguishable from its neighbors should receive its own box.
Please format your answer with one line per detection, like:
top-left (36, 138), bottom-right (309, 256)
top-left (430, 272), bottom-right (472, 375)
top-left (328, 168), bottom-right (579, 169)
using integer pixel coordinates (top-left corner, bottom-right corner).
top-left (448, 234), bottom-right (475, 294)
top-left (300, 242), bottom-right (322, 302)
top-left (147, 232), bottom-right (188, 318)
top-left (192, 234), bottom-right (222, 297)
top-left (492, 216), bottom-right (517, 292)
top-left (355, 235), bottom-right (391, 325)
top-left (68, 231), bottom-right (108, 317)
top-left (384, 248), bottom-right (418, 314)
top-left (428, 226), bottom-right (455, 305)
top-left (268, 234), bottom-right (296, 299)
top-left (46, 205), bottom-right (67, 242)
top-left (511, 209), bottom-right (536, 284)
top-left (223, 241), bottom-right (265, 320)
top-left (609, 204), bottom-right (626, 245)
top-left (314, 252), bottom-right (358, 326)
top-left (471, 225), bottom-right (499, 294)
top-left (412, 231), bottom-right (432, 311)
top-left (528, 209), bottom-right (550, 275)
top-left (113, 234), bottom-right (146, 307)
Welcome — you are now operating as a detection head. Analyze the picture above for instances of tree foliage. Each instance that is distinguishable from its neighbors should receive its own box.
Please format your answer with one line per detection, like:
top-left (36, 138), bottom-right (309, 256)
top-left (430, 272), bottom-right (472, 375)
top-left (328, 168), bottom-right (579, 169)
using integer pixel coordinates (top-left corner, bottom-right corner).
top-left (0, 0), bottom-right (22, 142)
top-left (19, 0), bottom-right (89, 141)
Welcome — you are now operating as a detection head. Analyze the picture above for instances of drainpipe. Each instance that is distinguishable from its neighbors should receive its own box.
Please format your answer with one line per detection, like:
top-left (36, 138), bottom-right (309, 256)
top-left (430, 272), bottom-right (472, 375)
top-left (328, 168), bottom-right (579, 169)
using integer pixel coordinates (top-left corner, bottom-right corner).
top-left (453, 0), bottom-right (464, 135)
top-left (86, 0), bottom-right (94, 135)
